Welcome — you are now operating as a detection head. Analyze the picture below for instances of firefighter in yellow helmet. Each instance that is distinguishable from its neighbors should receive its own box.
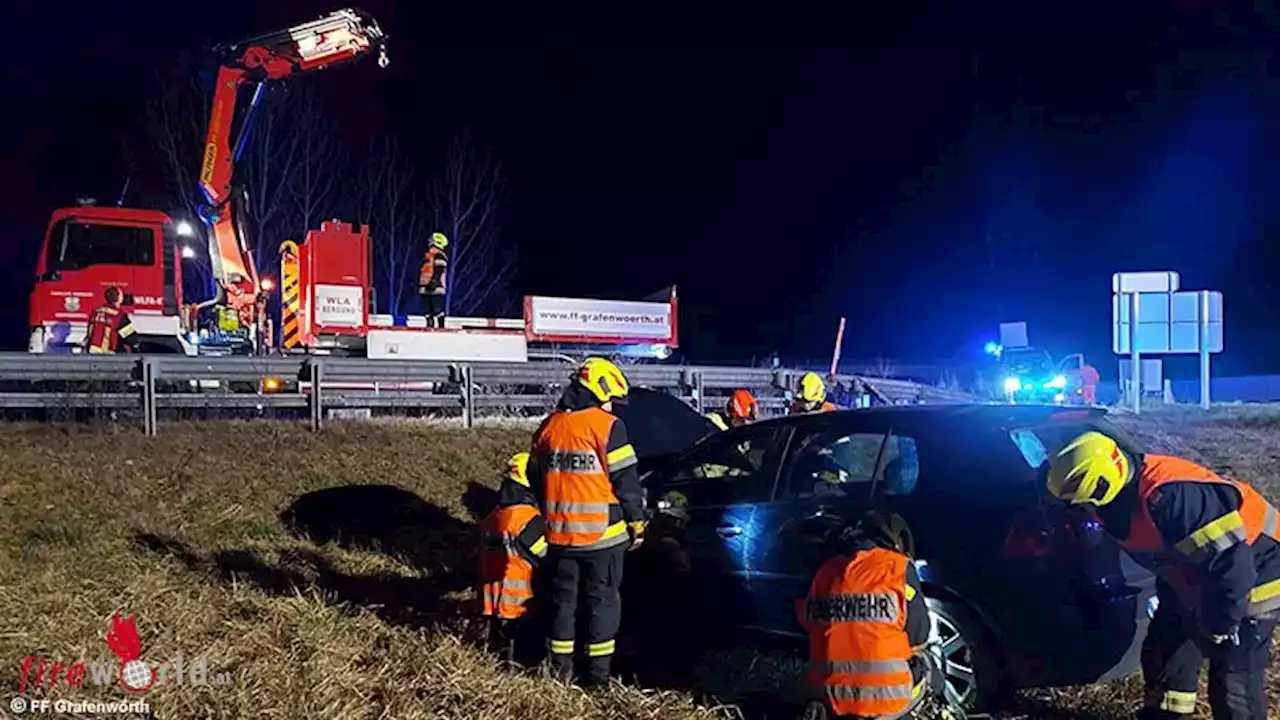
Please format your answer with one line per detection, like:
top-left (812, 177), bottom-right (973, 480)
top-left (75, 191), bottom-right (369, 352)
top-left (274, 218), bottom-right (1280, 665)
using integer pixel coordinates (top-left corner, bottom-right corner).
top-left (477, 452), bottom-right (546, 664)
top-left (527, 357), bottom-right (645, 685)
top-left (790, 372), bottom-right (838, 415)
top-left (1046, 431), bottom-right (1280, 720)
top-left (418, 232), bottom-right (449, 327)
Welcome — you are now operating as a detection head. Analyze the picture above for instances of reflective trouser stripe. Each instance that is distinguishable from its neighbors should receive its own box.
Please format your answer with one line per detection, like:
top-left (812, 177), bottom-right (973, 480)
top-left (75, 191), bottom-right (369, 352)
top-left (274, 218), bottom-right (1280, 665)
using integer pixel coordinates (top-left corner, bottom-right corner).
top-left (1145, 688), bottom-right (1198, 714)
top-left (548, 639), bottom-right (574, 655)
top-left (821, 659), bottom-right (911, 675)
top-left (587, 640), bottom-right (615, 657)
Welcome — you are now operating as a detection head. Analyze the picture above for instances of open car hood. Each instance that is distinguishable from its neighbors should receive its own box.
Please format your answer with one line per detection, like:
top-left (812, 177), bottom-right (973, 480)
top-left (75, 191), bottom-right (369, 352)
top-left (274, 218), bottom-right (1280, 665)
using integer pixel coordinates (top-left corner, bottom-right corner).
top-left (612, 387), bottom-right (718, 463)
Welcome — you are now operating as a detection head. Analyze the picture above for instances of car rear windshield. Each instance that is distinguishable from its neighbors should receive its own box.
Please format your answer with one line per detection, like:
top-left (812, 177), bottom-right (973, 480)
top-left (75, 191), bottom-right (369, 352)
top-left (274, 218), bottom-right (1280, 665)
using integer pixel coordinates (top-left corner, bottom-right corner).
top-left (1008, 413), bottom-right (1145, 470)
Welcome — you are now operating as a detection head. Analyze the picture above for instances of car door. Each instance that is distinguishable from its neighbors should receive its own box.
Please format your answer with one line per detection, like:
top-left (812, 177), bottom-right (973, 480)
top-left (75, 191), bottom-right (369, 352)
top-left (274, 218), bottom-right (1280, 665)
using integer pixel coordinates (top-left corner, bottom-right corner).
top-left (752, 415), bottom-right (901, 637)
top-left (649, 422), bottom-right (793, 632)
top-left (999, 416), bottom-right (1158, 686)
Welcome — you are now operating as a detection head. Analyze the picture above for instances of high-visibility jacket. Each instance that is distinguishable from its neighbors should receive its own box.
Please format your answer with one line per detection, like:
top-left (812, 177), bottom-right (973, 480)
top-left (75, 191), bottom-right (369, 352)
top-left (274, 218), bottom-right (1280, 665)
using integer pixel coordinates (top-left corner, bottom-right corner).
top-left (1117, 454), bottom-right (1280, 625)
top-left (800, 547), bottom-right (918, 718)
top-left (419, 247), bottom-right (448, 295)
top-left (706, 411), bottom-right (730, 431)
top-left (532, 406), bottom-right (640, 551)
top-left (790, 400), bottom-right (838, 416)
top-left (478, 503), bottom-right (547, 619)
top-left (85, 305), bottom-right (136, 354)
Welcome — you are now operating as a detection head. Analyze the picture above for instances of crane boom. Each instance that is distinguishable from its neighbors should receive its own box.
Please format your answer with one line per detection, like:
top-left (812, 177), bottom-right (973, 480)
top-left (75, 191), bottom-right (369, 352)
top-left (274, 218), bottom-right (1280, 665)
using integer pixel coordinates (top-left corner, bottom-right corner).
top-left (197, 8), bottom-right (388, 309)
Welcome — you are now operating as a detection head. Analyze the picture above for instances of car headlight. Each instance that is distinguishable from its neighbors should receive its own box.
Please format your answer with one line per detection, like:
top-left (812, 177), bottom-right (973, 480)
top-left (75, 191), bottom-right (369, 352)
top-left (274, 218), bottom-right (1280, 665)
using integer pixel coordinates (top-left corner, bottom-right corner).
top-left (1003, 376), bottom-right (1022, 393)
top-left (1045, 374), bottom-right (1067, 389)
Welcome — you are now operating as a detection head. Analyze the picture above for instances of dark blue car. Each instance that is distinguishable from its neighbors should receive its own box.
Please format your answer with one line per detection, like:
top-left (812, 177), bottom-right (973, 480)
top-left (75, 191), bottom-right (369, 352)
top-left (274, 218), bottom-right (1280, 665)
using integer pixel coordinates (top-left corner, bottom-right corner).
top-left (625, 401), bottom-right (1158, 711)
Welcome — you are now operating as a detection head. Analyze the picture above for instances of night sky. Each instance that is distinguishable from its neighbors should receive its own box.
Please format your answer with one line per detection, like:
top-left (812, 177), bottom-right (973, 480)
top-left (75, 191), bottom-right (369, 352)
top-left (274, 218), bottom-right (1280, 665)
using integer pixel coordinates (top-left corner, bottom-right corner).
top-left (6, 1), bottom-right (1280, 376)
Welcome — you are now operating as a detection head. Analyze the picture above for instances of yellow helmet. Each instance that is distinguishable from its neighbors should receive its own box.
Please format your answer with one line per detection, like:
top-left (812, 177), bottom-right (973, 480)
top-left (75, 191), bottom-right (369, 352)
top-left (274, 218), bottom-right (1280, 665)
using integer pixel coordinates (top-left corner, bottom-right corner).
top-left (799, 372), bottom-right (826, 403)
top-left (507, 452), bottom-right (530, 487)
top-left (575, 357), bottom-right (629, 404)
top-left (430, 232), bottom-right (449, 249)
top-left (1046, 431), bottom-right (1131, 506)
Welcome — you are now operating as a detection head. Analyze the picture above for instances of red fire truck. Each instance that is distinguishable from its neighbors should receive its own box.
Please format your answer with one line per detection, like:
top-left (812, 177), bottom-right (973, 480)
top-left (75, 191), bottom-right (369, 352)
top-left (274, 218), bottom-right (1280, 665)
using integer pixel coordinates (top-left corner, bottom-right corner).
top-left (28, 9), bottom-right (388, 356)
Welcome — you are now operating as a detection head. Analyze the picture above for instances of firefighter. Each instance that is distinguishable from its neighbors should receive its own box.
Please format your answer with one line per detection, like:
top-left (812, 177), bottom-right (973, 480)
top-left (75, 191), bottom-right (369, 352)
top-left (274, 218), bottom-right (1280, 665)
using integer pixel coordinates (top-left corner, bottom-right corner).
top-left (84, 286), bottom-right (139, 354)
top-left (706, 389), bottom-right (759, 430)
top-left (477, 452), bottom-right (547, 665)
top-left (797, 509), bottom-right (933, 720)
top-left (1079, 362), bottom-right (1100, 406)
top-left (790, 372), bottom-right (838, 415)
top-left (527, 357), bottom-right (646, 686)
top-left (1046, 431), bottom-right (1280, 720)
top-left (418, 232), bottom-right (449, 328)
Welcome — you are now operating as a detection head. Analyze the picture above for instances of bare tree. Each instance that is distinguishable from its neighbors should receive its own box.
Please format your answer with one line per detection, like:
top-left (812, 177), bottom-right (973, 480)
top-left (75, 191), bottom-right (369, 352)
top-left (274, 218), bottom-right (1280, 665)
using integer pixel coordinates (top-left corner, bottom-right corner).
top-left (146, 53), bottom-right (209, 221)
top-left (286, 85), bottom-right (345, 234)
top-left (358, 138), bottom-right (427, 316)
top-left (239, 86), bottom-right (307, 270)
top-left (427, 131), bottom-right (514, 316)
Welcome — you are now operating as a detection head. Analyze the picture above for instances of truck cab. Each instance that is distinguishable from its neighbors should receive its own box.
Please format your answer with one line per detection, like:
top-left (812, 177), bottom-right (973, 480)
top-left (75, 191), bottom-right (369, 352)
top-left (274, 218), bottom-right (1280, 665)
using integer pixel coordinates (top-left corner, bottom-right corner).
top-left (29, 206), bottom-right (193, 354)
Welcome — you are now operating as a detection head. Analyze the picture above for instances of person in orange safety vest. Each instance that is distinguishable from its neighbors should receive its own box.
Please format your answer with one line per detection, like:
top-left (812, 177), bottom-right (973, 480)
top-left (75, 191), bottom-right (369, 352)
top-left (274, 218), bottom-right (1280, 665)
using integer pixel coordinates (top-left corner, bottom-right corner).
top-left (84, 286), bottom-right (139, 354)
top-left (1047, 431), bottom-right (1280, 720)
top-left (527, 356), bottom-right (645, 686)
top-left (791, 372), bottom-right (838, 415)
top-left (418, 232), bottom-right (449, 328)
top-left (798, 509), bottom-right (933, 719)
top-left (1078, 363), bottom-right (1099, 405)
top-left (478, 451), bottom-right (547, 664)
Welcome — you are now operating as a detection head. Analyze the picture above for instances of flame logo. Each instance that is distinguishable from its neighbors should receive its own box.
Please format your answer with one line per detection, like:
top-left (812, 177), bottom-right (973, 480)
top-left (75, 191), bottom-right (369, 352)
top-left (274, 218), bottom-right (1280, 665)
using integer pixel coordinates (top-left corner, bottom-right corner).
top-left (105, 611), bottom-right (156, 692)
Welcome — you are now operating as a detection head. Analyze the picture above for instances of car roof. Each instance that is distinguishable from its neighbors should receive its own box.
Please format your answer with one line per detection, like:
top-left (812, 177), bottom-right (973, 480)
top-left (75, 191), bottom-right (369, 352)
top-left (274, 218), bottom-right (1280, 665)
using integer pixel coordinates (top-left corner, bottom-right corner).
top-left (746, 403), bottom-right (1108, 434)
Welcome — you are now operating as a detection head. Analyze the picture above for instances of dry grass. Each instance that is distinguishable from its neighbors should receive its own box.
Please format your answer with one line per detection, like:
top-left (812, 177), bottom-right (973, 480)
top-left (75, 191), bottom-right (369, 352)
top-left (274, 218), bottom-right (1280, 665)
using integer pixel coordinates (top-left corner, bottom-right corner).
top-left (1, 408), bottom-right (1279, 718)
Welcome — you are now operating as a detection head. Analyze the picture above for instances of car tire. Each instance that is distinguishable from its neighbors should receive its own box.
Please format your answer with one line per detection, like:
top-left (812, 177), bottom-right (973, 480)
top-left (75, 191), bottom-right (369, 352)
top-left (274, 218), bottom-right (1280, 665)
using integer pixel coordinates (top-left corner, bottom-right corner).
top-left (924, 596), bottom-right (1005, 712)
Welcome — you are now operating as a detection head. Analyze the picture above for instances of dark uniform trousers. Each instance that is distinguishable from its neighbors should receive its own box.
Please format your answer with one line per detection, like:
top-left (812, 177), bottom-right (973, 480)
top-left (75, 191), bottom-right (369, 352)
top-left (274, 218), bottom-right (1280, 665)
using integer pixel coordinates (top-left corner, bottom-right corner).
top-left (1141, 580), bottom-right (1276, 720)
top-left (543, 544), bottom-right (627, 684)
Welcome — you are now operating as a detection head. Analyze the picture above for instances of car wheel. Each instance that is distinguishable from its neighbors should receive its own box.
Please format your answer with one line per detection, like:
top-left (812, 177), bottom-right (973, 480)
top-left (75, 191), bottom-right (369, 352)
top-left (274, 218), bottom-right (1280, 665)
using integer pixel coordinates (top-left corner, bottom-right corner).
top-left (924, 597), bottom-right (1003, 712)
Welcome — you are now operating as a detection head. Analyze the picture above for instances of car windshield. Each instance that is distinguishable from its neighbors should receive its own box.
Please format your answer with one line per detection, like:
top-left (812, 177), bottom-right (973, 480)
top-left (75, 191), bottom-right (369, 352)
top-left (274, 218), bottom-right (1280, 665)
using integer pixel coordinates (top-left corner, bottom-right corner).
top-left (45, 220), bottom-right (155, 272)
top-left (1003, 351), bottom-right (1054, 379)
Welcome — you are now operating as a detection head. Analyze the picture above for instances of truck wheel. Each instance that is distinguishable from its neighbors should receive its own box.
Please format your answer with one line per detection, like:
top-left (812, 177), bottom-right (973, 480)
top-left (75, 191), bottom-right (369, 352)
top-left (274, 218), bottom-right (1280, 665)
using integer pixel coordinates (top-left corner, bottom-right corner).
top-left (924, 596), bottom-right (1005, 712)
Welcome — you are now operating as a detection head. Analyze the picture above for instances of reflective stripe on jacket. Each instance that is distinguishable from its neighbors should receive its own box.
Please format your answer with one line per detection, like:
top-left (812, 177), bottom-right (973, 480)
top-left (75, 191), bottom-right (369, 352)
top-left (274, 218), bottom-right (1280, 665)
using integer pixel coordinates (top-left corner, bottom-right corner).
top-left (801, 547), bottom-right (916, 718)
top-left (534, 407), bottom-right (633, 550)
top-left (1120, 454), bottom-right (1280, 617)
top-left (478, 503), bottom-right (546, 619)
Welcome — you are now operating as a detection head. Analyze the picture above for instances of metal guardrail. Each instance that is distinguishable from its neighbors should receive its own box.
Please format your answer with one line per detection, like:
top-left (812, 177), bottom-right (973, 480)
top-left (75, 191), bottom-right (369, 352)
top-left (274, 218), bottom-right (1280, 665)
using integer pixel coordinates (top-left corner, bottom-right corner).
top-left (0, 353), bottom-right (978, 434)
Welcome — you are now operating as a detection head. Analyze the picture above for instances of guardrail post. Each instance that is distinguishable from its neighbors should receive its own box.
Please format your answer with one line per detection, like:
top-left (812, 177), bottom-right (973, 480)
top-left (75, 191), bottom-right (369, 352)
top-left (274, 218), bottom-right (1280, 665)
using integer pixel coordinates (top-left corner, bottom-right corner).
top-left (140, 357), bottom-right (158, 437)
top-left (691, 370), bottom-right (704, 414)
top-left (309, 360), bottom-right (324, 432)
top-left (459, 363), bottom-right (475, 429)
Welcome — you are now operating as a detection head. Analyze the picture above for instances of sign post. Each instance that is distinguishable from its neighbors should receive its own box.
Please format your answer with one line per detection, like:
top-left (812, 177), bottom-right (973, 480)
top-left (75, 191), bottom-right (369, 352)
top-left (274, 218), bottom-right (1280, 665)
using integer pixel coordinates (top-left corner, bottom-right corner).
top-left (1129, 292), bottom-right (1140, 413)
top-left (1200, 290), bottom-right (1211, 410)
top-left (1112, 272), bottom-right (1222, 413)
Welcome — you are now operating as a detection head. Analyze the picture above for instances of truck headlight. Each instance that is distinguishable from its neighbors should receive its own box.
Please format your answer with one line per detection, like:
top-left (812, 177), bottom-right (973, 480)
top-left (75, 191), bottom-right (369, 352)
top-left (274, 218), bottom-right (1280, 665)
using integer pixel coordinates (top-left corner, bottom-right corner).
top-left (1003, 376), bottom-right (1022, 393)
top-left (1046, 374), bottom-right (1067, 389)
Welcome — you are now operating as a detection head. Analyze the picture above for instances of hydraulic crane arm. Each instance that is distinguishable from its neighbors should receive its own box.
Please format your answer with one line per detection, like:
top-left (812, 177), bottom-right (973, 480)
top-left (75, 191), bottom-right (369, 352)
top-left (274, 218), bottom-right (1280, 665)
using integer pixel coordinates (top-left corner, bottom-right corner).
top-left (197, 8), bottom-right (388, 304)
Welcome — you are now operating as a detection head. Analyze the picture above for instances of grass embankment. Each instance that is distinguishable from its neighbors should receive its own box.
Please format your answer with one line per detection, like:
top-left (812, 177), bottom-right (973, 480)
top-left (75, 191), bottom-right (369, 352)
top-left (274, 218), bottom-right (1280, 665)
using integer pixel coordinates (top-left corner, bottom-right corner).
top-left (0, 409), bottom-right (1278, 718)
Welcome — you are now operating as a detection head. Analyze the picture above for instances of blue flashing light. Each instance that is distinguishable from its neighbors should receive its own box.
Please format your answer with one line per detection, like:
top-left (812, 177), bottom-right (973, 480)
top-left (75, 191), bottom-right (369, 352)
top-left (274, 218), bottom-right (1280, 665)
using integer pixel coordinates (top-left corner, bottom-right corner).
top-left (1045, 375), bottom-right (1067, 389)
top-left (1003, 376), bottom-right (1022, 393)
top-left (984, 341), bottom-right (1003, 356)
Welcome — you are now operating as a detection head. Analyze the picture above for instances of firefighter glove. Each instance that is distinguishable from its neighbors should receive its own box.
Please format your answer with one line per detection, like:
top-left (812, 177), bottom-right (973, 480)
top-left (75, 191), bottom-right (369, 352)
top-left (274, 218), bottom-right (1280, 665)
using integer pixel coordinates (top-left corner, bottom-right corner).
top-left (627, 520), bottom-right (647, 551)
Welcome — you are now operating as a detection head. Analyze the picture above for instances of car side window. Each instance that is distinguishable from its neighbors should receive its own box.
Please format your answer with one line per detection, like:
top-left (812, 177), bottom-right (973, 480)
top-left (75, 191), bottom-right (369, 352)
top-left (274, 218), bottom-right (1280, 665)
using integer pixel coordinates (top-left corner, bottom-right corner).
top-left (665, 425), bottom-right (791, 506)
top-left (780, 430), bottom-right (890, 500)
